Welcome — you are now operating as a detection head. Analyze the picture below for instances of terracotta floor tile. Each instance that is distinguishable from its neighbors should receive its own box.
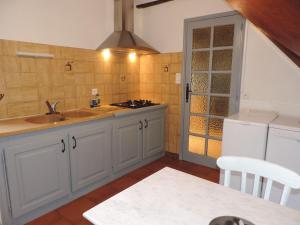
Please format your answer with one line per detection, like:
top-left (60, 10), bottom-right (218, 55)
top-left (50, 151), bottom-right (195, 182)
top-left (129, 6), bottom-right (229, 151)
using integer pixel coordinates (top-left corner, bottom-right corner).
top-left (26, 210), bottom-right (61, 225)
top-left (110, 175), bottom-right (138, 192)
top-left (52, 219), bottom-right (73, 225)
top-left (76, 218), bottom-right (94, 225)
top-left (127, 167), bottom-right (155, 180)
top-left (142, 161), bottom-right (167, 172)
top-left (85, 184), bottom-right (117, 204)
top-left (159, 155), bottom-right (178, 164)
top-left (57, 197), bottom-right (96, 223)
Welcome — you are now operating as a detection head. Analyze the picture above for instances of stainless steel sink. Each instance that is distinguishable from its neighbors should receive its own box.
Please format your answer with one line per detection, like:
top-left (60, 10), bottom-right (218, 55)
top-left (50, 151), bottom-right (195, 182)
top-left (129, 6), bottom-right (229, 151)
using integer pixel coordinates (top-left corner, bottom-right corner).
top-left (25, 114), bottom-right (66, 124)
top-left (62, 110), bottom-right (97, 118)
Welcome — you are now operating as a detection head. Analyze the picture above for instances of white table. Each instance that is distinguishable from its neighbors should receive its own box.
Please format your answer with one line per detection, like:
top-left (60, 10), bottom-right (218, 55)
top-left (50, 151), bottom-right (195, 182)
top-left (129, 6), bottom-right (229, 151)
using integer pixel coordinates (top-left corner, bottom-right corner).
top-left (84, 167), bottom-right (300, 225)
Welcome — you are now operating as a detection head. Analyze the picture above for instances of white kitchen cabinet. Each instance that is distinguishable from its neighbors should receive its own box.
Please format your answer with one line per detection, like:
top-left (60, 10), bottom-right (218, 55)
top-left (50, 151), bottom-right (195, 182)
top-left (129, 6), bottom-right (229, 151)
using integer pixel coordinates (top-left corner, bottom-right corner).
top-left (143, 110), bottom-right (165, 159)
top-left (69, 123), bottom-right (112, 192)
top-left (113, 115), bottom-right (143, 172)
top-left (4, 131), bottom-right (70, 218)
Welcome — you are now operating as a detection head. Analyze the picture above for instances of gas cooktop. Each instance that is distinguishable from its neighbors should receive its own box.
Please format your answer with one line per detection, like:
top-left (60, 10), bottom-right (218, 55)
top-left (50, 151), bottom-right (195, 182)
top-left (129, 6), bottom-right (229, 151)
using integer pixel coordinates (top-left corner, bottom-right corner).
top-left (111, 100), bottom-right (158, 109)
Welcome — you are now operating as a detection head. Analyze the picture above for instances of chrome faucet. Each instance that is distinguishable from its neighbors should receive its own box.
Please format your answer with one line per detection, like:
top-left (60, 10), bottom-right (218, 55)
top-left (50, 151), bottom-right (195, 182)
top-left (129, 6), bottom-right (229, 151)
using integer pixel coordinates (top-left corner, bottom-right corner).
top-left (45, 100), bottom-right (60, 114)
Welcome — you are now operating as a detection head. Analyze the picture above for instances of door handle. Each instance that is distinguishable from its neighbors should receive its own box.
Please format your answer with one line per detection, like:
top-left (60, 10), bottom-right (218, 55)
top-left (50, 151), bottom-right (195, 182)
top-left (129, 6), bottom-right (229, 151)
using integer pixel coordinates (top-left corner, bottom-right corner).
top-left (186, 83), bottom-right (191, 103)
top-left (61, 139), bottom-right (66, 153)
top-left (139, 121), bottom-right (143, 130)
top-left (144, 119), bottom-right (148, 128)
top-left (72, 136), bottom-right (77, 149)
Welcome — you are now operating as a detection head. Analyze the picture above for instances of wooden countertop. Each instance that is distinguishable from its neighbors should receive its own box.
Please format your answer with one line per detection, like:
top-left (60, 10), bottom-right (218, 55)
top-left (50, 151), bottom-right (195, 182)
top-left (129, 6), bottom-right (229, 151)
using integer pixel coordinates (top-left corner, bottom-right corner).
top-left (0, 104), bottom-right (167, 138)
top-left (0, 106), bottom-right (125, 138)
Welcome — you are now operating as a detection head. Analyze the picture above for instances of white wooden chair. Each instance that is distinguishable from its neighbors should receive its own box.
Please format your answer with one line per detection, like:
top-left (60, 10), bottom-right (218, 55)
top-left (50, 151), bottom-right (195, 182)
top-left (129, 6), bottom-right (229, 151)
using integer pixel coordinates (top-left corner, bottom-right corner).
top-left (217, 156), bottom-right (300, 206)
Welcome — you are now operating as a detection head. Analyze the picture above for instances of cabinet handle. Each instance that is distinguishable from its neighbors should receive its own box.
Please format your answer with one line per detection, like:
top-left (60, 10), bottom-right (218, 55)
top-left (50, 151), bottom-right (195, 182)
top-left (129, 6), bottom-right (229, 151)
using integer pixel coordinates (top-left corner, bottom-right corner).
top-left (72, 136), bottom-right (77, 149)
top-left (139, 121), bottom-right (143, 130)
top-left (61, 139), bottom-right (66, 153)
top-left (144, 119), bottom-right (148, 128)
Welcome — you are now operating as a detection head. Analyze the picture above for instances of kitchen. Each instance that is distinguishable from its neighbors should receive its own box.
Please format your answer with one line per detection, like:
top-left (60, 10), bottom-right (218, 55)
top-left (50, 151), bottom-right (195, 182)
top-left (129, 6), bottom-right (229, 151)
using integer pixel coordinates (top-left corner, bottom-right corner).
top-left (0, 0), bottom-right (300, 225)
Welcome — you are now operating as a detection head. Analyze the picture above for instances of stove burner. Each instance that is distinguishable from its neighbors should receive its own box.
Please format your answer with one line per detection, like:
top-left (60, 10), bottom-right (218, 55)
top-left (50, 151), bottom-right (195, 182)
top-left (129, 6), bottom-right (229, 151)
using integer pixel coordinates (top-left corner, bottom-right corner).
top-left (111, 100), bottom-right (158, 109)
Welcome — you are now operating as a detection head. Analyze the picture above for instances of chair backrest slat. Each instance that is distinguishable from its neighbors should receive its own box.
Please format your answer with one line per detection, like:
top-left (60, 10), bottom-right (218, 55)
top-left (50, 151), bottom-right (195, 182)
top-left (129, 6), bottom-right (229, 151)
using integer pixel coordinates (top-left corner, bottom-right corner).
top-left (252, 174), bottom-right (260, 197)
top-left (224, 170), bottom-right (231, 187)
top-left (263, 179), bottom-right (273, 200)
top-left (217, 156), bottom-right (300, 206)
top-left (241, 172), bottom-right (247, 193)
top-left (280, 186), bottom-right (291, 205)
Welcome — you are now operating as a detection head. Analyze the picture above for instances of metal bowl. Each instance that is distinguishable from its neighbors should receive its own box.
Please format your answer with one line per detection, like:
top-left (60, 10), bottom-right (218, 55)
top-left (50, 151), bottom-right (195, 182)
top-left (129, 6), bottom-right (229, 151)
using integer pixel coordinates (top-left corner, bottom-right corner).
top-left (209, 216), bottom-right (255, 225)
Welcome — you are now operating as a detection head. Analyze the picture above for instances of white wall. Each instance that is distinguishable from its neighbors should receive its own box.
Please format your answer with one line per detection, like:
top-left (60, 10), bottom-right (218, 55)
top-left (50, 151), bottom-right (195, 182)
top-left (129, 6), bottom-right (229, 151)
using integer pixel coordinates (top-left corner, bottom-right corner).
top-left (0, 0), bottom-right (114, 49)
top-left (135, 0), bottom-right (300, 117)
top-left (135, 0), bottom-right (232, 52)
top-left (240, 22), bottom-right (300, 116)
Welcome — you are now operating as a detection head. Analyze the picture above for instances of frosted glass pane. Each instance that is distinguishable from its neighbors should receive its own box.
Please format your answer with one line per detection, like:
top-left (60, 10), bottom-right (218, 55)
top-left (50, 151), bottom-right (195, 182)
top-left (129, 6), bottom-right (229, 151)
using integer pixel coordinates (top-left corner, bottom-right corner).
top-left (210, 96), bottom-right (229, 116)
top-left (193, 27), bottom-right (211, 49)
top-left (190, 116), bottom-right (207, 135)
top-left (207, 139), bottom-right (222, 159)
top-left (192, 51), bottom-right (210, 71)
top-left (191, 73), bottom-right (208, 93)
top-left (213, 24), bottom-right (234, 47)
top-left (208, 118), bottom-right (224, 138)
top-left (212, 50), bottom-right (232, 71)
top-left (189, 135), bottom-right (205, 155)
top-left (190, 95), bottom-right (208, 114)
top-left (211, 73), bottom-right (231, 94)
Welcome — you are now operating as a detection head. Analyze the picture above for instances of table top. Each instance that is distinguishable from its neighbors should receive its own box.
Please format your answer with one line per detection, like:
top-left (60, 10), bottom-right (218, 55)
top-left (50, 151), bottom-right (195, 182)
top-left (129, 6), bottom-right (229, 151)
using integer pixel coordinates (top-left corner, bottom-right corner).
top-left (83, 167), bottom-right (300, 225)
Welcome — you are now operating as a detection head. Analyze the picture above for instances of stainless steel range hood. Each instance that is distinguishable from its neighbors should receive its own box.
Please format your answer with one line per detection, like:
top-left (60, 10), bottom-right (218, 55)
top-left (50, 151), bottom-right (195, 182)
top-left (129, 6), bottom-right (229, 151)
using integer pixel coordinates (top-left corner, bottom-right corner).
top-left (97, 0), bottom-right (159, 55)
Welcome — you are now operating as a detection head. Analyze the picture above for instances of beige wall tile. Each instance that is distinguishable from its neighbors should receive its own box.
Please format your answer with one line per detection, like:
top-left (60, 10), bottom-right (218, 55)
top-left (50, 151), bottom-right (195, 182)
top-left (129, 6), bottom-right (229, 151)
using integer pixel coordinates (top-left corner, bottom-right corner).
top-left (20, 58), bottom-right (36, 73)
top-left (21, 73), bottom-right (37, 87)
top-left (1, 40), bottom-right (17, 56)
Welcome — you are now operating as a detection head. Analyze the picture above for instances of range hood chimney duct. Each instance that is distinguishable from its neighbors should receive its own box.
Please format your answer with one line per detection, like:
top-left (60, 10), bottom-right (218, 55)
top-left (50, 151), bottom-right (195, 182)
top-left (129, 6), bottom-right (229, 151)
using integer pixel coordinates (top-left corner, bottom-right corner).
top-left (97, 0), bottom-right (159, 55)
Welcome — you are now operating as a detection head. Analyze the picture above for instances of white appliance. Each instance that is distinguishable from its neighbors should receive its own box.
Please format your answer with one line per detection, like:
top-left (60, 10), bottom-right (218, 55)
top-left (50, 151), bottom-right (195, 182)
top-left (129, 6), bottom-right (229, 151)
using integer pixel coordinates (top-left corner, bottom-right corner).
top-left (265, 116), bottom-right (300, 210)
top-left (220, 110), bottom-right (278, 193)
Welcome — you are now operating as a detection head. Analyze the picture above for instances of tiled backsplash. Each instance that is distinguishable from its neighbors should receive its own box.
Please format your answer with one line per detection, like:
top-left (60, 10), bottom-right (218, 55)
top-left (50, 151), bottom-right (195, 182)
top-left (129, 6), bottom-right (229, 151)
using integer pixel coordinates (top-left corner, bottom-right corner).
top-left (0, 39), bottom-right (140, 118)
top-left (140, 53), bottom-right (182, 154)
top-left (0, 39), bottom-right (182, 153)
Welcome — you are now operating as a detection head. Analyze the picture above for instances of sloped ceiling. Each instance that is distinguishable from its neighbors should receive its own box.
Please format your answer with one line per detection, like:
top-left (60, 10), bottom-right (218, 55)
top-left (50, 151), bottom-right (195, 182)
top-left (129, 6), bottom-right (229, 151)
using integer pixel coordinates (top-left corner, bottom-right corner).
top-left (226, 0), bottom-right (300, 67)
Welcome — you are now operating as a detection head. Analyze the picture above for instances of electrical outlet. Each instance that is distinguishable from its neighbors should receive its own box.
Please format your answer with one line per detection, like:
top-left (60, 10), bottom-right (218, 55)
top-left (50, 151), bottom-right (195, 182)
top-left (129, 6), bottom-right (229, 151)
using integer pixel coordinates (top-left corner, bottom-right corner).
top-left (91, 88), bottom-right (98, 95)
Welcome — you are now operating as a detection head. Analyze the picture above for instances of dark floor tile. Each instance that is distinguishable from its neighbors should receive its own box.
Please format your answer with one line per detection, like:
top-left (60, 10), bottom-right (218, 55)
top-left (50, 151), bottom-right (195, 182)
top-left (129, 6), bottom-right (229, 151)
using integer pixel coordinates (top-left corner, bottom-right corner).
top-left (57, 197), bottom-right (96, 223)
top-left (142, 161), bottom-right (167, 172)
top-left (127, 167), bottom-right (155, 180)
top-left (26, 210), bottom-right (61, 225)
top-left (85, 184), bottom-right (118, 204)
top-left (76, 218), bottom-right (94, 225)
top-left (158, 155), bottom-right (178, 164)
top-left (52, 219), bottom-right (73, 225)
top-left (110, 175), bottom-right (138, 192)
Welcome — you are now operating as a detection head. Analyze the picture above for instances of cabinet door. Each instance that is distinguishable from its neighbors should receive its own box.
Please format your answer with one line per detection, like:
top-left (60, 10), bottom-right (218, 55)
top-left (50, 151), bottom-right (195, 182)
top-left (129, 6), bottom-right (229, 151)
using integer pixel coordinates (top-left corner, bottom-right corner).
top-left (113, 116), bottom-right (143, 172)
top-left (4, 132), bottom-right (70, 218)
top-left (143, 110), bottom-right (165, 159)
top-left (69, 123), bottom-right (112, 192)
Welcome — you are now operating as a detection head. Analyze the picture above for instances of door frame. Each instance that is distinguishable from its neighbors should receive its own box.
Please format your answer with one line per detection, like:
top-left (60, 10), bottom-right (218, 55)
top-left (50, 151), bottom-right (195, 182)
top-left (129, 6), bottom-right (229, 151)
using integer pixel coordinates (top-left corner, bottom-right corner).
top-left (180, 11), bottom-right (246, 167)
